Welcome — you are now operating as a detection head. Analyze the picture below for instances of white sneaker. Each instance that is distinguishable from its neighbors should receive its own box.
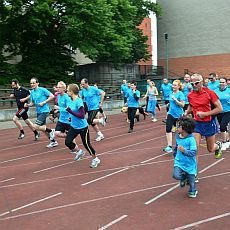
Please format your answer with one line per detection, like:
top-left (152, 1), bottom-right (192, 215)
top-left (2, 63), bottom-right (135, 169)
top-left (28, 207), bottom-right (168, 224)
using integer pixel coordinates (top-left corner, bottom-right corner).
top-left (49, 129), bottom-right (55, 140)
top-left (226, 141), bottom-right (230, 149)
top-left (99, 118), bottom-right (106, 126)
top-left (95, 133), bottom-right (104, 142)
top-left (90, 157), bottom-right (101, 168)
top-left (74, 149), bottom-right (85, 161)
top-left (46, 141), bottom-right (58, 148)
top-left (152, 118), bottom-right (157, 122)
top-left (221, 142), bottom-right (228, 151)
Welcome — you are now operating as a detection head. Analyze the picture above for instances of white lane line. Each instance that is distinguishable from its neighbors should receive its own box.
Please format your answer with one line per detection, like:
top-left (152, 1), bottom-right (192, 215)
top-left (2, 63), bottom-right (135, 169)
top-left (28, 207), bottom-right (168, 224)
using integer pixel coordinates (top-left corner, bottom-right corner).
top-left (145, 158), bottom-right (225, 205)
top-left (145, 184), bottom-right (179, 205)
top-left (199, 158), bottom-right (225, 173)
top-left (0, 192), bottom-right (62, 217)
top-left (33, 161), bottom-right (75, 174)
top-left (0, 171), bottom-right (229, 221)
top-left (98, 215), bottom-right (128, 230)
top-left (0, 182), bottom-right (176, 221)
top-left (141, 152), bottom-right (168, 163)
top-left (0, 178), bottom-right (15, 183)
top-left (33, 135), bottom-right (165, 174)
top-left (173, 212), bottom-right (230, 230)
top-left (82, 168), bottom-right (129, 186)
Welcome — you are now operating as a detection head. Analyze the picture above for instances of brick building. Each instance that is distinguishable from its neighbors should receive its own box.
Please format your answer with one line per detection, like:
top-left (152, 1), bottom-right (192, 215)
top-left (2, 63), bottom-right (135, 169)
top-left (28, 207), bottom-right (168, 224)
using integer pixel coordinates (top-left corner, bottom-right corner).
top-left (157, 0), bottom-right (230, 78)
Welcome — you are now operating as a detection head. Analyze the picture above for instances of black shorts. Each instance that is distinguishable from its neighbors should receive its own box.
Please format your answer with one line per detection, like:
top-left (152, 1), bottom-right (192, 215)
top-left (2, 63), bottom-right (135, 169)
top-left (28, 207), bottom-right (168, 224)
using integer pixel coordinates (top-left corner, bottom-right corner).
top-left (55, 121), bottom-right (70, 132)
top-left (16, 108), bottom-right (29, 120)
top-left (87, 109), bottom-right (99, 125)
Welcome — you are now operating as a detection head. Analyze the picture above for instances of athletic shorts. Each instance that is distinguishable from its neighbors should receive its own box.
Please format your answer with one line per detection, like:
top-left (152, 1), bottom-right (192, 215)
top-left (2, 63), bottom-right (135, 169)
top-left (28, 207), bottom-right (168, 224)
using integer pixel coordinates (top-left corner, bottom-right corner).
top-left (194, 119), bottom-right (217, 137)
top-left (35, 113), bottom-right (49, 126)
top-left (55, 121), bottom-right (70, 132)
top-left (87, 109), bottom-right (99, 126)
top-left (16, 108), bottom-right (29, 120)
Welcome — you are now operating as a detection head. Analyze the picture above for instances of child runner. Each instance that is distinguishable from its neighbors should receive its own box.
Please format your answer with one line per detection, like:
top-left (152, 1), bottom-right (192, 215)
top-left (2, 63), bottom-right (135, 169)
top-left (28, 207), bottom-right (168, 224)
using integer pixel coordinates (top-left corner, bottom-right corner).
top-left (173, 117), bottom-right (198, 198)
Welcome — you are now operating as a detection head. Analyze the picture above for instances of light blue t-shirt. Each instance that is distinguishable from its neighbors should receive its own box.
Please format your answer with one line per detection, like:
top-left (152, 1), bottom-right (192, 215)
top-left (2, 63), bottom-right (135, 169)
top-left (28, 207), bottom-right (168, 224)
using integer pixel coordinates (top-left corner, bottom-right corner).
top-left (121, 83), bottom-right (129, 95)
top-left (58, 93), bottom-right (71, 124)
top-left (127, 90), bottom-right (140, 108)
top-left (81, 86), bottom-right (101, 111)
top-left (30, 87), bottom-right (51, 113)
top-left (174, 134), bottom-right (197, 175)
top-left (168, 91), bottom-right (185, 118)
top-left (215, 87), bottom-right (230, 113)
top-left (161, 83), bottom-right (172, 100)
top-left (208, 80), bottom-right (220, 91)
top-left (68, 98), bottom-right (88, 129)
top-left (182, 82), bottom-right (192, 104)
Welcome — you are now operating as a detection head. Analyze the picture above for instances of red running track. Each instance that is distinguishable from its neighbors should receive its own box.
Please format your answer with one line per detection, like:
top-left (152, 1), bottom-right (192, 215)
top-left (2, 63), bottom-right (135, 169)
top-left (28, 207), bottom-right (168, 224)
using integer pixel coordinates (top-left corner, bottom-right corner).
top-left (0, 112), bottom-right (229, 230)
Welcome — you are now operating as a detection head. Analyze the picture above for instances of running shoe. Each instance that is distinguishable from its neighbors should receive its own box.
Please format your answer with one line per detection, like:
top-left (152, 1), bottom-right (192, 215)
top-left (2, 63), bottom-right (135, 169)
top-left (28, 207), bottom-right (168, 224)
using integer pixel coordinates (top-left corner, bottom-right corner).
top-left (195, 175), bottom-right (199, 183)
top-left (99, 118), bottom-right (106, 126)
top-left (180, 178), bottom-right (188, 188)
top-left (152, 118), bottom-right (157, 122)
top-left (188, 190), bottom-right (198, 198)
top-left (221, 142), bottom-right (228, 151)
top-left (95, 133), bottom-right (104, 142)
top-left (74, 149), bottom-right (85, 161)
top-left (34, 132), bottom-right (40, 141)
top-left (90, 157), bottom-right (101, 168)
top-left (163, 146), bottom-right (173, 153)
top-left (18, 133), bottom-right (25, 139)
top-left (128, 128), bottom-right (133, 133)
top-left (46, 141), bottom-right (58, 148)
top-left (49, 129), bottom-right (55, 140)
top-left (215, 141), bottom-right (222, 159)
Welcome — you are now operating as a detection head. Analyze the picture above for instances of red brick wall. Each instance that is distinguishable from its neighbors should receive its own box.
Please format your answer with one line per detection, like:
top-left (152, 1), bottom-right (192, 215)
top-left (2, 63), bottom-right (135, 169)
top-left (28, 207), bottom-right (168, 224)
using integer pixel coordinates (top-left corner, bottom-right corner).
top-left (158, 53), bottom-right (230, 78)
top-left (138, 18), bottom-right (152, 66)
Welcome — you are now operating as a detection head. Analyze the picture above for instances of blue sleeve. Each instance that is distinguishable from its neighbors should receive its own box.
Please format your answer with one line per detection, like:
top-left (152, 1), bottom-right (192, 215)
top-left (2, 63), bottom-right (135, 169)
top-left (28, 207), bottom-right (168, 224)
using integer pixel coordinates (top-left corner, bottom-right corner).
top-left (183, 149), bottom-right (196, 157)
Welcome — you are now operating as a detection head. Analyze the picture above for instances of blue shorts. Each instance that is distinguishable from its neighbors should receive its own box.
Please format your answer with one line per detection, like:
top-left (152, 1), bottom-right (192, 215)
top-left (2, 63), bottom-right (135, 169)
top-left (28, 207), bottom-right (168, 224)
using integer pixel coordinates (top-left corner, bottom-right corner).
top-left (194, 119), bottom-right (217, 137)
top-left (35, 113), bottom-right (49, 126)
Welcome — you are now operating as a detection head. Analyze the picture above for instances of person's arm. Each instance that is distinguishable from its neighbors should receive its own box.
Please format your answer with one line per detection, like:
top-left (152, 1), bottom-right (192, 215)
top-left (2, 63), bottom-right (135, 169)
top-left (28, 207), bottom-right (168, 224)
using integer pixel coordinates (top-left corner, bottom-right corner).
top-left (39, 92), bottom-right (54, 107)
top-left (66, 106), bottom-right (85, 119)
top-left (100, 90), bottom-right (105, 105)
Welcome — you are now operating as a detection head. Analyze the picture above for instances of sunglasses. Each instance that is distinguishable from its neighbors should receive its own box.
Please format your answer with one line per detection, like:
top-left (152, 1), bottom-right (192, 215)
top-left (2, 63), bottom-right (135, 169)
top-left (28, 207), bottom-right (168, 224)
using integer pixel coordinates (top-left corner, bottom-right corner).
top-left (191, 81), bottom-right (201, 86)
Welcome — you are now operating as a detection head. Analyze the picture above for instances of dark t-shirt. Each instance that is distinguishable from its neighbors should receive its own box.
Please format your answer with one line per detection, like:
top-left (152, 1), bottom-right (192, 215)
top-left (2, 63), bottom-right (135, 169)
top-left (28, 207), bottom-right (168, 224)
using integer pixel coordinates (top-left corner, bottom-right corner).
top-left (12, 87), bottom-right (30, 109)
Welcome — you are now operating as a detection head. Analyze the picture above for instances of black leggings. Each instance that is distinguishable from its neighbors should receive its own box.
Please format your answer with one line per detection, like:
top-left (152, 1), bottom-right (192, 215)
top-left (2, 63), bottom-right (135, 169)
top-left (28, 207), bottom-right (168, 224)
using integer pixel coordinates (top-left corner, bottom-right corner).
top-left (166, 114), bottom-right (178, 133)
top-left (65, 126), bottom-right (96, 156)
top-left (216, 112), bottom-right (230, 132)
top-left (128, 107), bottom-right (137, 130)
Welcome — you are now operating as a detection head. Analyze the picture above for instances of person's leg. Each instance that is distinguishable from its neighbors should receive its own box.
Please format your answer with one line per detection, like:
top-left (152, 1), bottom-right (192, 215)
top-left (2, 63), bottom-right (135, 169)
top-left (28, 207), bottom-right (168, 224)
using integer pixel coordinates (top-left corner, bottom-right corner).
top-left (164, 114), bottom-right (175, 153)
top-left (13, 114), bottom-right (24, 138)
top-left (79, 127), bottom-right (100, 167)
top-left (128, 107), bottom-right (137, 132)
top-left (187, 174), bottom-right (197, 198)
top-left (173, 166), bottom-right (187, 187)
top-left (65, 127), bottom-right (80, 152)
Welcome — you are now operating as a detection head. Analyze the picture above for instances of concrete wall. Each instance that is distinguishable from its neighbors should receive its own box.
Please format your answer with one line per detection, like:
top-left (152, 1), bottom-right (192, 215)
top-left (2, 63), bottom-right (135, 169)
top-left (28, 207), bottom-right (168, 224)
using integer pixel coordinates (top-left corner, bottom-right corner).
top-left (157, 0), bottom-right (230, 77)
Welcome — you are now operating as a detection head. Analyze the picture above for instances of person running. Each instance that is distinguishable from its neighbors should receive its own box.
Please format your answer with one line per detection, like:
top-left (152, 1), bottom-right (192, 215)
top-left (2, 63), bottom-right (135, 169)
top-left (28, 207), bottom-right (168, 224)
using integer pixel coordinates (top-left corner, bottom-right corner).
top-left (94, 82), bottom-right (107, 122)
top-left (185, 73), bottom-right (223, 162)
top-left (160, 78), bottom-right (172, 123)
top-left (126, 82), bottom-right (140, 133)
top-left (182, 74), bottom-right (192, 111)
top-left (173, 117), bottom-right (198, 198)
top-left (24, 77), bottom-right (57, 146)
top-left (215, 77), bottom-right (230, 150)
top-left (65, 83), bottom-right (101, 168)
top-left (10, 79), bottom-right (39, 140)
top-left (143, 80), bottom-right (158, 122)
top-left (207, 73), bottom-right (220, 91)
top-left (47, 81), bottom-right (72, 147)
top-left (120, 79), bottom-right (129, 105)
top-left (80, 78), bottom-right (106, 141)
top-left (163, 80), bottom-right (185, 153)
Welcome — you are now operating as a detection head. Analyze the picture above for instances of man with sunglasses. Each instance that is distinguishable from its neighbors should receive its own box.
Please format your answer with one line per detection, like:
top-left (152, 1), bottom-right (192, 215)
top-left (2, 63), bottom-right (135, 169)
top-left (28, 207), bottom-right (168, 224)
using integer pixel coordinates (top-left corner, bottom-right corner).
top-left (185, 74), bottom-right (223, 180)
top-left (207, 72), bottom-right (220, 91)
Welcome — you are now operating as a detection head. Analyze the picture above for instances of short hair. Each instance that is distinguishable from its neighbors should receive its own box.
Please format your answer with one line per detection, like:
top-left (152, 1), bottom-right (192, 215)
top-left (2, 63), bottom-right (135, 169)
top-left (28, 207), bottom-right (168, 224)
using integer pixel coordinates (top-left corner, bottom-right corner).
top-left (30, 77), bottom-right (39, 83)
top-left (178, 117), bottom-right (195, 134)
top-left (81, 78), bottom-right (88, 84)
top-left (58, 81), bottom-right (66, 90)
top-left (209, 73), bottom-right (216, 77)
top-left (11, 79), bottom-right (19, 84)
top-left (191, 73), bottom-right (203, 81)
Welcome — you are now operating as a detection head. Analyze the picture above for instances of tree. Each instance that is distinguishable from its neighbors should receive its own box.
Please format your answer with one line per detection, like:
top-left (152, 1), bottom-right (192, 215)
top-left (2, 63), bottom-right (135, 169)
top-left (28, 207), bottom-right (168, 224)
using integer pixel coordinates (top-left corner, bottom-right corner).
top-left (0, 0), bottom-right (161, 82)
